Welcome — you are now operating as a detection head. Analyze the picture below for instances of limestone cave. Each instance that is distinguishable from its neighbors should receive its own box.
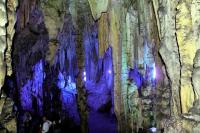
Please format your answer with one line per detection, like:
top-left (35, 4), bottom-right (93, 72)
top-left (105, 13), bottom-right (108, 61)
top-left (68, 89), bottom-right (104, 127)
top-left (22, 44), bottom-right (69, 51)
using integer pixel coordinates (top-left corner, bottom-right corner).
top-left (0, 0), bottom-right (200, 132)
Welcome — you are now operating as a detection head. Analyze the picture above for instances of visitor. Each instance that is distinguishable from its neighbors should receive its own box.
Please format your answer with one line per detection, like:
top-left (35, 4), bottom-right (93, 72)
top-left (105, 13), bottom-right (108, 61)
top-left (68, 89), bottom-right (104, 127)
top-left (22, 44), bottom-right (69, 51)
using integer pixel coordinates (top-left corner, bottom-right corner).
top-left (42, 116), bottom-right (52, 133)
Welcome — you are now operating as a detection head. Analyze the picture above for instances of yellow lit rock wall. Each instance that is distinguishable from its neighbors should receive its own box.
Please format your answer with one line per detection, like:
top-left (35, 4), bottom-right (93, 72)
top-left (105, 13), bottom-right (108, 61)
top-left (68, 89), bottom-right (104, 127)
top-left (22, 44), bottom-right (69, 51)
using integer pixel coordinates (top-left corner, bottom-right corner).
top-left (88, 0), bottom-right (109, 20)
top-left (176, 0), bottom-right (197, 113)
top-left (157, 0), bottom-right (181, 117)
top-left (109, 6), bottom-right (123, 131)
top-left (0, 0), bottom-right (7, 91)
top-left (98, 13), bottom-right (109, 57)
top-left (6, 0), bottom-right (18, 76)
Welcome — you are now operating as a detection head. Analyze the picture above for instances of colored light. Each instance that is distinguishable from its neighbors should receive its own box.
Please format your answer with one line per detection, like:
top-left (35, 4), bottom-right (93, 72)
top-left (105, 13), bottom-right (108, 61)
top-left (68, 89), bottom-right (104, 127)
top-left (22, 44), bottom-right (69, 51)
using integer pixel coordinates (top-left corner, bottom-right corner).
top-left (153, 63), bottom-right (156, 79)
top-left (150, 127), bottom-right (157, 132)
top-left (84, 77), bottom-right (86, 82)
top-left (83, 71), bottom-right (86, 81)
top-left (108, 70), bottom-right (112, 74)
top-left (83, 71), bottom-right (86, 76)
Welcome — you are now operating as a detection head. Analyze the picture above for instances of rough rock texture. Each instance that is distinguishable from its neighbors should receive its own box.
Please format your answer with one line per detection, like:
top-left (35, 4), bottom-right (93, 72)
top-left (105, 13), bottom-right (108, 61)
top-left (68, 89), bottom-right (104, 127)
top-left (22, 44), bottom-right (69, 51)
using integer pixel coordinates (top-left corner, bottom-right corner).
top-left (88, 0), bottom-right (109, 20)
top-left (155, 0), bottom-right (200, 132)
top-left (6, 0), bottom-right (18, 76)
top-left (98, 12), bottom-right (109, 57)
top-left (40, 0), bottom-right (66, 40)
top-left (176, 0), bottom-right (197, 113)
top-left (13, 6), bottom-right (48, 116)
top-left (193, 49), bottom-right (200, 100)
top-left (158, 0), bottom-right (181, 117)
top-left (0, 97), bottom-right (16, 133)
top-left (16, 0), bottom-right (37, 31)
top-left (0, 0), bottom-right (7, 91)
top-left (182, 50), bottom-right (200, 127)
top-left (191, 0), bottom-right (200, 50)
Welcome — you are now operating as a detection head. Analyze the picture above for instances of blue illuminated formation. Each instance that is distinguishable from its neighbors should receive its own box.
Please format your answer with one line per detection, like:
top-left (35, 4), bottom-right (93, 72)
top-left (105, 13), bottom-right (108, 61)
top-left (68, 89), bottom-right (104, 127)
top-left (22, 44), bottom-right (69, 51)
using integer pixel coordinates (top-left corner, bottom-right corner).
top-left (21, 60), bottom-right (44, 115)
top-left (20, 80), bottom-right (33, 111)
top-left (86, 46), bottom-right (116, 133)
top-left (143, 38), bottom-right (156, 85)
top-left (82, 22), bottom-right (116, 133)
top-left (128, 38), bottom-right (157, 97)
top-left (83, 24), bottom-right (99, 82)
top-left (128, 65), bottom-right (143, 88)
top-left (57, 71), bottom-right (80, 124)
top-left (54, 16), bottom-right (80, 125)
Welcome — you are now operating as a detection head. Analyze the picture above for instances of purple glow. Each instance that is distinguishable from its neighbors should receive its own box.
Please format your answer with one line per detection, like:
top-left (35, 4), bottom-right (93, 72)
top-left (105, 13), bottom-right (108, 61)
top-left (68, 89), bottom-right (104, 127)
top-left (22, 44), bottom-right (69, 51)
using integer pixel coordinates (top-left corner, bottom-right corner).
top-left (83, 71), bottom-right (87, 82)
top-left (84, 77), bottom-right (87, 82)
top-left (153, 63), bottom-right (156, 79)
top-left (53, 17), bottom-right (80, 125)
top-left (57, 72), bottom-right (80, 124)
top-left (128, 65), bottom-right (143, 88)
top-left (57, 71), bottom-right (65, 89)
top-left (108, 70), bottom-right (112, 74)
top-left (20, 60), bottom-right (44, 114)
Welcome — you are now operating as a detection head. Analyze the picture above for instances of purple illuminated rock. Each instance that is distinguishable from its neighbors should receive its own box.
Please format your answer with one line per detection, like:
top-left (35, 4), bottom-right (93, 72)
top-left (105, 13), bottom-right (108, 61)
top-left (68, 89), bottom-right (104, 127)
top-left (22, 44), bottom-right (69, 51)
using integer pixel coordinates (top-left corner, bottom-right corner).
top-left (86, 80), bottom-right (111, 112)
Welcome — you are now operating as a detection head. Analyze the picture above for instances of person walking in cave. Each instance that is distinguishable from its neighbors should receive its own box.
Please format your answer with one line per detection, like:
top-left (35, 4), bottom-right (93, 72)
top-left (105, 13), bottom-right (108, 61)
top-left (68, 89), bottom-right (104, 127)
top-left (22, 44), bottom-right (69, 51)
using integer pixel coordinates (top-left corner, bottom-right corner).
top-left (41, 116), bottom-right (52, 133)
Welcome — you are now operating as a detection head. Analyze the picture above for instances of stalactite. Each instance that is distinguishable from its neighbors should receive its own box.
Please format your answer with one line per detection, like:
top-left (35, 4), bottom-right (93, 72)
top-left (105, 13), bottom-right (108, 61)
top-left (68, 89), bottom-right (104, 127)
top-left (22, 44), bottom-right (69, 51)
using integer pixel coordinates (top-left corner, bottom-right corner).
top-left (98, 13), bottom-right (109, 57)
top-left (16, 0), bottom-right (37, 32)
top-left (40, 0), bottom-right (66, 40)
top-left (54, 14), bottom-right (80, 124)
top-left (87, 0), bottom-right (109, 20)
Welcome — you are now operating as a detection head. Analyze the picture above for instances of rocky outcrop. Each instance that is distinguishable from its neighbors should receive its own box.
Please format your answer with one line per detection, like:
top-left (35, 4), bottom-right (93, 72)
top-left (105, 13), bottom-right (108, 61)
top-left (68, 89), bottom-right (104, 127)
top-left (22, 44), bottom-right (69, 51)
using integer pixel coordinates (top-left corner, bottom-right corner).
top-left (0, 97), bottom-right (16, 133)
top-left (87, 0), bottom-right (109, 21)
top-left (0, 0), bottom-right (7, 92)
top-left (183, 50), bottom-right (200, 124)
top-left (176, 0), bottom-right (197, 113)
top-left (192, 50), bottom-right (200, 105)
top-left (40, 0), bottom-right (66, 40)
top-left (158, 0), bottom-right (181, 117)
top-left (6, 0), bottom-right (18, 76)
top-left (191, 0), bottom-right (200, 51)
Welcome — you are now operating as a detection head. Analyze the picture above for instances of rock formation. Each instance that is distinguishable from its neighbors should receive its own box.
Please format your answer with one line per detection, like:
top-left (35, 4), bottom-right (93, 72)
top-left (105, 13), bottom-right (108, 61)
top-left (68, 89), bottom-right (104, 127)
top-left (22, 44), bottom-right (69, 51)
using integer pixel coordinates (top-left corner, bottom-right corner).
top-left (0, 0), bottom-right (7, 92)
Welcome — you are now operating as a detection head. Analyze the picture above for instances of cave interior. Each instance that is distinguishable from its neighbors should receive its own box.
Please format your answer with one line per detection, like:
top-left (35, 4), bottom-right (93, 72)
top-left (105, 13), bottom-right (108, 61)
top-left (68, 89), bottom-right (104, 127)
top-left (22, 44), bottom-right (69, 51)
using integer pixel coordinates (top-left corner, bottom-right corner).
top-left (0, 0), bottom-right (200, 133)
